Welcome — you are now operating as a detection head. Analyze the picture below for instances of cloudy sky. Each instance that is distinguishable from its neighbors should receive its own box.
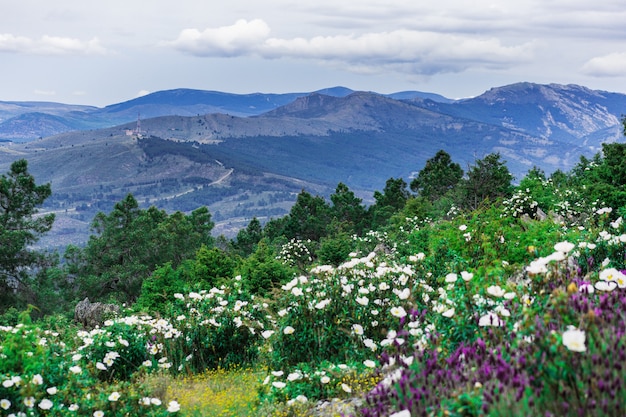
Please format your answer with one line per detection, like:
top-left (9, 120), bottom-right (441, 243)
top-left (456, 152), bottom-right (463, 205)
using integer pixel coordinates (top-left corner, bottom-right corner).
top-left (2, 0), bottom-right (626, 106)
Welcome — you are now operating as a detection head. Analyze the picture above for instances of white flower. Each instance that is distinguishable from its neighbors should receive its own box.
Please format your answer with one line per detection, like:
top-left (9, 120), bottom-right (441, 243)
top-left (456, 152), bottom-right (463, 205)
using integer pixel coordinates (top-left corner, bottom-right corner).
top-left (261, 330), bottom-right (274, 339)
top-left (459, 224), bottom-right (467, 231)
top-left (291, 287), bottom-right (303, 296)
top-left (442, 308), bottom-right (455, 318)
top-left (364, 359), bottom-right (376, 368)
top-left (69, 403), bottom-right (79, 411)
top-left (167, 400), bottom-right (181, 412)
top-left (562, 326), bottom-right (586, 352)
top-left (96, 362), bottom-right (107, 370)
top-left (600, 268), bottom-right (626, 287)
top-left (356, 296), bottom-right (369, 306)
top-left (351, 323), bottom-right (364, 336)
top-left (0, 399), bottom-right (10, 410)
top-left (271, 370), bottom-right (284, 377)
top-left (390, 306), bottom-right (407, 318)
top-left (287, 372), bottom-right (302, 381)
top-left (445, 273), bottom-right (458, 283)
top-left (47, 386), bottom-right (58, 395)
top-left (283, 326), bottom-right (295, 335)
top-left (341, 383), bottom-right (352, 393)
top-left (320, 376), bottom-right (330, 384)
top-left (295, 395), bottom-right (308, 403)
top-left (526, 260), bottom-right (548, 274)
top-left (595, 281), bottom-right (617, 292)
top-left (397, 288), bottom-right (411, 300)
top-left (32, 374), bottom-right (43, 385)
top-left (479, 312), bottom-right (504, 327)
top-left (554, 241), bottom-right (575, 253)
top-left (94, 411), bottom-right (105, 417)
top-left (486, 285), bottom-right (506, 298)
top-left (38, 399), bottom-right (53, 410)
top-left (109, 391), bottom-right (121, 401)
top-left (461, 271), bottom-right (473, 281)
top-left (150, 398), bottom-right (162, 405)
top-left (24, 397), bottom-right (35, 408)
top-left (69, 365), bottom-right (82, 374)
top-left (579, 283), bottom-right (595, 294)
top-left (272, 381), bottom-right (286, 389)
top-left (315, 299), bottom-right (331, 309)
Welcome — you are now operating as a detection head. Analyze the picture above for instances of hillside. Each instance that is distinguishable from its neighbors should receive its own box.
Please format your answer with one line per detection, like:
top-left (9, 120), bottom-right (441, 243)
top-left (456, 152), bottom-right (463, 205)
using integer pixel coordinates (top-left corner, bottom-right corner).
top-left (0, 82), bottom-right (624, 246)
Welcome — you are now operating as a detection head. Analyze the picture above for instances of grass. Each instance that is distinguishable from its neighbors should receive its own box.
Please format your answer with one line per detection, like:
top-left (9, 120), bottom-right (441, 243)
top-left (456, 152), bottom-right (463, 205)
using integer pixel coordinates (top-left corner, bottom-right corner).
top-left (142, 366), bottom-right (381, 417)
top-left (145, 367), bottom-right (265, 417)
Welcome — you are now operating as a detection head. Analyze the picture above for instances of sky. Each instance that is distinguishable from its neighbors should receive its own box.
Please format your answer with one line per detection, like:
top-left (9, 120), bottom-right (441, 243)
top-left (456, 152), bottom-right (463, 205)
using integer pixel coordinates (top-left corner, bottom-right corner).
top-left (2, 0), bottom-right (626, 107)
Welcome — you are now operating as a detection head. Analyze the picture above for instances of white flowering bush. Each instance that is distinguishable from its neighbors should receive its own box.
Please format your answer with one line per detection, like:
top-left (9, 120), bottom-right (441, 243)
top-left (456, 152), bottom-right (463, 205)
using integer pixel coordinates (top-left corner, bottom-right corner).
top-left (0, 318), bottom-right (175, 417)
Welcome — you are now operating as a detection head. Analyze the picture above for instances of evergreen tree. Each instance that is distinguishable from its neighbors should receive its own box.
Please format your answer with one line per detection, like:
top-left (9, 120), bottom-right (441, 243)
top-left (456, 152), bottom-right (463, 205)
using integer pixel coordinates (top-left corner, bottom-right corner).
top-left (73, 194), bottom-right (214, 302)
top-left (369, 177), bottom-right (411, 229)
top-left (329, 182), bottom-right (367, 235)
top-left (234, 217), bottom-right (263, 256)
top-left (410, 150), bottom-right (463, 202)
top-left (283, 190), bottom-right (331, 241)
top-left (0, 160), bottom-right (54, 310)
top-left (461, 153), bottom-right (513, 210)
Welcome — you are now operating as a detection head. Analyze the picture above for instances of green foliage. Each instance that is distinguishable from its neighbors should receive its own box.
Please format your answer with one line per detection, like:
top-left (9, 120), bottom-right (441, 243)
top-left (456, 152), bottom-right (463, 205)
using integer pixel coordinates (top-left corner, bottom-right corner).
top-left (317, 232), bottom-right (353, 266)
top-left (282, 190), bottom-right (332, 241)
top-left (0, 160), bottom-right (55, 312)
top-left (410, 149), bottom-right (463, 202)
top-left (238, 240), bottom-right (296, 295)
top-left (369, 177), bottom-right (411, 229)
top-left (72, 194), bottom-right (215, 303)
top-left (329, 182), bottom-right (368, 235)
top-left (0, 315), bottom-right (174, 416)
top-left (233, 217), bottom-right (263, 257)
top-left (135, 263), bottom-right (189, 314)
top-left (461, 152), bottom-right (513, 210)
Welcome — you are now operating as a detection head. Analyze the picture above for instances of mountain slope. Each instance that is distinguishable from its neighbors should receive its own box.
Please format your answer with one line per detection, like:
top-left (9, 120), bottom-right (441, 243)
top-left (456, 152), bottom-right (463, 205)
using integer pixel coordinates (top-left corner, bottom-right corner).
top-left (414, 83), bottom-right (625, 149)
top-left (0, 82), bottom-right (624, 246)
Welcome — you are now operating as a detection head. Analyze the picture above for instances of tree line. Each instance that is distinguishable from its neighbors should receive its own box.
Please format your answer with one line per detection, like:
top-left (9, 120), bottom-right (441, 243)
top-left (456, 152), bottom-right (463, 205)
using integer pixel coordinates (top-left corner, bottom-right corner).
top-left (1, 143), bottom-right (625, 319)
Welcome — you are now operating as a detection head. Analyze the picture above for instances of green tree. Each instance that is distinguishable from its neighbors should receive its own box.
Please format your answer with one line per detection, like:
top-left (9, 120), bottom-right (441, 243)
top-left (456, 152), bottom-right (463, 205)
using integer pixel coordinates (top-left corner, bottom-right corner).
top-left (233, 217), bottom-right (263, 256)
top-left (0, 160), bottom-right (54, 311)
top-left (73, 194), bottom-right (214, 302)
top-left (368, 177), bottom-right (411, 229)
top-left (410, 150), bottom-right (463, 202)
top-left (461, 153), bottom-right (513, 210)
top-left (283, 190), bottom-right (331, 241)
top-left (237, 239), bottom-right (295, 295)
top-left (329, 182), bottom-right (368, 235)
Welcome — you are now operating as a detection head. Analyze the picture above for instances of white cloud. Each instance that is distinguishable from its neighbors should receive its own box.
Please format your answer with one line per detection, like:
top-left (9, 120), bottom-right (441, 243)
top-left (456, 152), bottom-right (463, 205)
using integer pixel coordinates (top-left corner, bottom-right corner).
top-left (0, 33), bottom-right (107, 55)
top-left (581, 52), bottom-right (626, 77)
top-left (167, 20), bottom-right (535, 76)
top-left (166, 19), bottom-right (270, 57)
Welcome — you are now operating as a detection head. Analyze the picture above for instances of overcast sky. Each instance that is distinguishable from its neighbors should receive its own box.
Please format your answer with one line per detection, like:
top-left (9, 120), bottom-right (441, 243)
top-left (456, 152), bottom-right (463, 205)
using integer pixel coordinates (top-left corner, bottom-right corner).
top-left (2, 0), bottom-right (626, 106)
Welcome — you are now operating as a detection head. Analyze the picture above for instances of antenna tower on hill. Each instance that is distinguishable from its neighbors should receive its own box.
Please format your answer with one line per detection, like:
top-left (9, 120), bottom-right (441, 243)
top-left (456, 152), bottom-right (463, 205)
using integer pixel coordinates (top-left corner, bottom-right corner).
top-left (135, 112), bottom-right (142, 136)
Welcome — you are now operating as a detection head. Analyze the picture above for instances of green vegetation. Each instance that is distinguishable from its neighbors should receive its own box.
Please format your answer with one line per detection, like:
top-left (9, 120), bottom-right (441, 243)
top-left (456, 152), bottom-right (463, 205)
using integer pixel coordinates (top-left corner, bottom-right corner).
top-left (0, 141), bottom-right (626, 416)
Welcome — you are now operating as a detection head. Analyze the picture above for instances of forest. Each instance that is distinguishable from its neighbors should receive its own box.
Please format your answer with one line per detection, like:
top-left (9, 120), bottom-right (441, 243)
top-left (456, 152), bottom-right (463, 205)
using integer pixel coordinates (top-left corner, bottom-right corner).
top-left (0, 132), bottom-right (625, 415)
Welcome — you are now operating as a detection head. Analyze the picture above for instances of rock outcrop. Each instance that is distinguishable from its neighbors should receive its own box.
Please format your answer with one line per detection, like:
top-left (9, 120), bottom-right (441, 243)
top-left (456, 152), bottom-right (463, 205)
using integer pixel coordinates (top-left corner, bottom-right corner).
top-left (74, 297), bottom-right (120, 328)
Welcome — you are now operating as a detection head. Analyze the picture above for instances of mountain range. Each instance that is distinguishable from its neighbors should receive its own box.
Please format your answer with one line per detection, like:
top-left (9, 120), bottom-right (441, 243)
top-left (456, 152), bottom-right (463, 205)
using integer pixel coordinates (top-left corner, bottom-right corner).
top-left (0, 82), bottom-right (624, 246)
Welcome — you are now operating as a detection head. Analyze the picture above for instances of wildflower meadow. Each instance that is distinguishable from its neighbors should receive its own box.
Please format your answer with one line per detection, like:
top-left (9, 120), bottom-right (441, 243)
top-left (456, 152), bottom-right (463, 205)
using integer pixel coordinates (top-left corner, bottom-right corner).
top-left (2, 145), bottom-right (626, 416)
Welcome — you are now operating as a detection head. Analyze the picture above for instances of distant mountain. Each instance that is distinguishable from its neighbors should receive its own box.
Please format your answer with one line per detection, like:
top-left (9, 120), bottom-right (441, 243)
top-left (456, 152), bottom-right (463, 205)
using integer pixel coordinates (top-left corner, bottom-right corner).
top-left (0, 82), bottom-right (623, 246)
top-left (387, 91), bottom-right (454, 103)
top-left (415, 83), bottom-right (625, 148)
top-left (0, 87), bottom-right (453, 142)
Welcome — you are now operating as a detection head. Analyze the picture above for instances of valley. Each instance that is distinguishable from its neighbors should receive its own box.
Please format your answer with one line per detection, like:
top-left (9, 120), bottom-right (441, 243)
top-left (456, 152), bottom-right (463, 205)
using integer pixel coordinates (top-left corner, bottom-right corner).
top-left (0, 82), bottom-right (624, 246)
